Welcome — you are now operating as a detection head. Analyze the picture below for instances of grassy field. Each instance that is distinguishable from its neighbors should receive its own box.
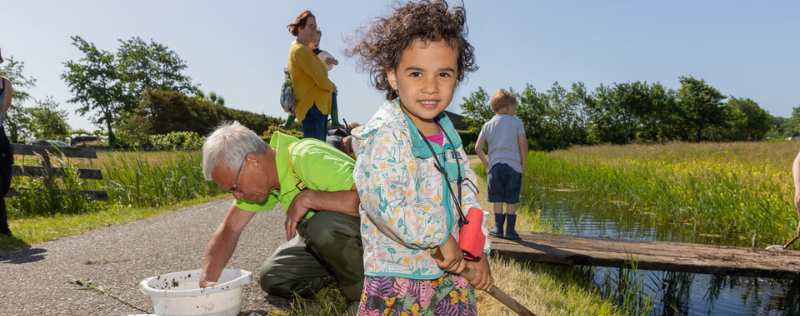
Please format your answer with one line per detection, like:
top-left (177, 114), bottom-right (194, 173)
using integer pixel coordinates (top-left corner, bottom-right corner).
top-left (524, 141), bottom-right (797, 247)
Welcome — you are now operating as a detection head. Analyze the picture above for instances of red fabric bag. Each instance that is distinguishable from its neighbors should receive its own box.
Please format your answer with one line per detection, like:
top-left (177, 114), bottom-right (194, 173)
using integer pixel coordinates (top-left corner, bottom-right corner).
top-left (459, 207), bottom-right (486, 261)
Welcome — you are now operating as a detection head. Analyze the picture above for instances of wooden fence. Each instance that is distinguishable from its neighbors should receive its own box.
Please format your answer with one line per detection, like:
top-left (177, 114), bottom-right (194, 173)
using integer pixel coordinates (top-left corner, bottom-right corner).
top-left (5, 144), bottom-right (108, 201)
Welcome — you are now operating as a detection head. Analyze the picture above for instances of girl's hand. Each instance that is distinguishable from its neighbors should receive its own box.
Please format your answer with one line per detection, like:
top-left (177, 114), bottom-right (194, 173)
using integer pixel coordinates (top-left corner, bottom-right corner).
top-left (465, 255), bottom-right (494, 292)
top-left (435, 234), bottom-right (466, 274)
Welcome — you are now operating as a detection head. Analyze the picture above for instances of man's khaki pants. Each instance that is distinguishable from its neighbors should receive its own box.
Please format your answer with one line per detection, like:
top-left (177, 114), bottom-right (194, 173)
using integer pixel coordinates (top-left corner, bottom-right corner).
top-left (258, 211), bottom-right (364, 301)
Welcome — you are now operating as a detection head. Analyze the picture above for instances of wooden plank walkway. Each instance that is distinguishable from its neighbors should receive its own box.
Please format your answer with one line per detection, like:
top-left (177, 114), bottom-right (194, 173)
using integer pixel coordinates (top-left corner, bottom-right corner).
top-left (489, 232), bottom-right (800, 279)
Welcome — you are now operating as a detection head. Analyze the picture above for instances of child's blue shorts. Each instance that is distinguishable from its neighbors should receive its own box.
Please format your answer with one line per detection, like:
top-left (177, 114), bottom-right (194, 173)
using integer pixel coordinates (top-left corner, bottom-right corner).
top-left (487, 163), bottom-right (521, 203)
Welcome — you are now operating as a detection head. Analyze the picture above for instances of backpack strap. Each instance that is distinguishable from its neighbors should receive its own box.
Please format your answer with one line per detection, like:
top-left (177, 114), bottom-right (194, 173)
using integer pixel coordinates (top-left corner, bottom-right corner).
top-left (286, 142), bottom-right (307, 191)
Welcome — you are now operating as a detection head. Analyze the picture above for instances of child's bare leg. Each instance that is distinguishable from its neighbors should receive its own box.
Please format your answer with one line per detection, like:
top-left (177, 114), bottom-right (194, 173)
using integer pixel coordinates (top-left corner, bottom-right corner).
top-left (506, 203), bottom-right (517, 215)
top-left (493, 202), bottom-right (504, 214)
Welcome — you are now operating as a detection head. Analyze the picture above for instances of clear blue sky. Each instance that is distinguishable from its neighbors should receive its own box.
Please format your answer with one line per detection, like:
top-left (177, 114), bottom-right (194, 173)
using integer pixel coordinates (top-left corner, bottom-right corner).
top-left (4, 0), bottom-right (798, 132)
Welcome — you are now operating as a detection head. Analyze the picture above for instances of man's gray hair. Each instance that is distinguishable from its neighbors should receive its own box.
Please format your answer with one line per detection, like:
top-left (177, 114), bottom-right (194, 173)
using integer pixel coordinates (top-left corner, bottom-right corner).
top-left (202, 121), bottom-right (269, 180)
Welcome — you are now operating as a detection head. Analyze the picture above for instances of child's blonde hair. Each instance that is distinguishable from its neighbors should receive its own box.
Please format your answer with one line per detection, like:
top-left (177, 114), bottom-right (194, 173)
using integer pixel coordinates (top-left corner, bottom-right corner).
top-left (346, 0), bottom-right (477, 101)
top-left (490, 89), bottom-right (517, 112)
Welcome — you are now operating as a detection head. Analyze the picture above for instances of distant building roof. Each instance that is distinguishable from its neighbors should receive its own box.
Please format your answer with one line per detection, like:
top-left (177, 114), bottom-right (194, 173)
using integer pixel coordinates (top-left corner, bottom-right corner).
top-left (443, 110), bottom-right (469, 130)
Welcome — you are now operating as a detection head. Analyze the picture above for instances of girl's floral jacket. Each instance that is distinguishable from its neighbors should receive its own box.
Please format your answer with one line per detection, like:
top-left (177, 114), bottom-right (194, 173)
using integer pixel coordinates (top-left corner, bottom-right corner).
top-left (352, 100), bottom-right (491, 279)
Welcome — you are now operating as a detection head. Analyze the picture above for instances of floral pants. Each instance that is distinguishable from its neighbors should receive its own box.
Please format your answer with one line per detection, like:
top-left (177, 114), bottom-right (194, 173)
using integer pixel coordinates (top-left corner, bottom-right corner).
top-left (358, 273), bottom-right (476, 316)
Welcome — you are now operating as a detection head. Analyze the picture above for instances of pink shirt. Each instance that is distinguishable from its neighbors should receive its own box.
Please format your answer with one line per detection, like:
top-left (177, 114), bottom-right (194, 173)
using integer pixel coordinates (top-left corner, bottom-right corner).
top-left (425, 126), bottom-right (444, 146)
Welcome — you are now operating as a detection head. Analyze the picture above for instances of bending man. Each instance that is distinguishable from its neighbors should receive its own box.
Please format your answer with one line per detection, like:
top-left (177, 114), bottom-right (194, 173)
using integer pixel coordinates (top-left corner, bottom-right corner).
top-left (199, 121), bottom-right (363, 304)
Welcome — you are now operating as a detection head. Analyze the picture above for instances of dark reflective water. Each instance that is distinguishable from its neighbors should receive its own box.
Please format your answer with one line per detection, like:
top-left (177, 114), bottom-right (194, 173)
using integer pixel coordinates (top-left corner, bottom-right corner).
top-left (537, 196), bottom-right (800, 316)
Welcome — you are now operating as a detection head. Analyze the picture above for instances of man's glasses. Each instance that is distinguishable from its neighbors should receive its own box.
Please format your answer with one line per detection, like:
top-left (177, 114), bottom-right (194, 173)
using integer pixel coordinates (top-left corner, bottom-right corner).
top-left (230, 156), bottom-right (246, 192)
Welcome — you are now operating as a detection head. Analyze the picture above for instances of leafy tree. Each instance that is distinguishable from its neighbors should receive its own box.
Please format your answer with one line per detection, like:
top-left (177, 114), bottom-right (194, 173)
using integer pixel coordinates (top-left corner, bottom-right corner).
top-left (29, 96), bottom-right (71, 141)
top-left (587, 83), bottom-right (626, 144)
top-left (677, 76), bottom-right (727, 141)
top-left (545, 82), bottom-right (582, 148)
top-left (0, 56), bottom-right (38, 143)
top-left (458, 87), bottom-right (492, 132)
top-left (785, 106), bottom-right (800, 137)
top-left (195, 90), bottom-right (226, 106)
top-left (516, 84), bottom-right (550, 150)
top-left (62, 35), bottom-right (128, 146)
top-left (615, 82), bottom-right (650, 143)
top-left (724, 97), bottom-right (771, 141)
top-left (641, 83), bottom-right (681, 141)
top-left (766, 115), bottom-right (788, 139)
top-left (116, 36), bottom-right (198, 104)
top-left (63, 35), bottom-right (198, 147)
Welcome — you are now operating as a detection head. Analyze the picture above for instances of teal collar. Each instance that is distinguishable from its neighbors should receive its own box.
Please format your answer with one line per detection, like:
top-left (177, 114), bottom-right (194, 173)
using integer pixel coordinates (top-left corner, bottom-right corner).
top-left (397, 99), bottom-right (463, 159)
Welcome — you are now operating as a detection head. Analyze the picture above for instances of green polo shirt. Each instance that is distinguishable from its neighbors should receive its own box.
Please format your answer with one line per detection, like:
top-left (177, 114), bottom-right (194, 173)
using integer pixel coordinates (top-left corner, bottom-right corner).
top-left (233, 132), bottom-right (355, 219)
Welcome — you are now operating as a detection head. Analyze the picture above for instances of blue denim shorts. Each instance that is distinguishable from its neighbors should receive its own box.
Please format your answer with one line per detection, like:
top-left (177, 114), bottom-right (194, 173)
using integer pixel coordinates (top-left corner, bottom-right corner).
top-left (487, 163), bottom-right (521, 203)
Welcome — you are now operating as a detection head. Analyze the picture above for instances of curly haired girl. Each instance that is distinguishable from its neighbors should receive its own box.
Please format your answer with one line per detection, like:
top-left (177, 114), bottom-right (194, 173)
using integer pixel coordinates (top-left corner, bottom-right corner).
top-left (347, 1), bottom-right (492, 314)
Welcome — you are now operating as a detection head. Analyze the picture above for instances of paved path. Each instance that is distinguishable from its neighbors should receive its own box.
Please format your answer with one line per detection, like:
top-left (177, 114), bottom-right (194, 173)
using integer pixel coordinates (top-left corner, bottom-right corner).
top-left (0, 199), bottom-right (292, 316)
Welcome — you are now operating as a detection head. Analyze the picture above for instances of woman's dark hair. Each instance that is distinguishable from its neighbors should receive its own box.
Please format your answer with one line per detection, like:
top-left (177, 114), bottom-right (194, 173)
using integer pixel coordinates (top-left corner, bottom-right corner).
top-left (287, 10), bottom-right (315, 36)
top-left (346, 0), bottom-right (477, 100)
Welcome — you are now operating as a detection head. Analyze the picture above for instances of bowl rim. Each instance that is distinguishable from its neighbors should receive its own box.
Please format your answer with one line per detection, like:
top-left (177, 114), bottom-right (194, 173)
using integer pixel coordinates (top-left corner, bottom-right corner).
top-left (139, 269), bottom-right (252, 298)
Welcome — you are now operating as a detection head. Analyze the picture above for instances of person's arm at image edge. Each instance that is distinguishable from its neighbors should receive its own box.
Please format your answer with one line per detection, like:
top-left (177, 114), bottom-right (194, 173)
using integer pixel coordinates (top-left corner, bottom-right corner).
top-left (295, 47), bottom-right (335, 92)
top-left (518, 132), bottom-right (528, 174)
top-left (199, 205), bottom-right (256, 287)
top-left (4, 78), bottom-right (12, 113)
top-left (793, 151), bottom-right (800, 236)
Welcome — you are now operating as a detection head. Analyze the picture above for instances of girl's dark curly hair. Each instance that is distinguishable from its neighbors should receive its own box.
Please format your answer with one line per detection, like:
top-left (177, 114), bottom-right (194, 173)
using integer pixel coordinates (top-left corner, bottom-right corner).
top-left (346, 0), bottom-right (477, 100)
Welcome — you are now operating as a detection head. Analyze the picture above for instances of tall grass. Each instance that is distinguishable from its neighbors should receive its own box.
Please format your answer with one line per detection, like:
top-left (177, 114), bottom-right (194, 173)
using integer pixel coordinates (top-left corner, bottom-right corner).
top-left (7, 150), bottom-right (224, 220)
top-left (95, 150), bottom-right (223, 208)
top-left (525, 141), bottom-right (796, 247)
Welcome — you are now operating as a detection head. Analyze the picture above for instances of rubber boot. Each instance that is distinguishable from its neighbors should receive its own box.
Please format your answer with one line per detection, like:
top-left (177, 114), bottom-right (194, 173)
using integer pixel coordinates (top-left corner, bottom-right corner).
top-left (330, 109), bottom-right (343, 128)
top-left (281, 115), bottom-right (295, 129)
top-left (489, 213), bottom-right (505, 238)
top-left (505, 214), bottom-right (520, 240)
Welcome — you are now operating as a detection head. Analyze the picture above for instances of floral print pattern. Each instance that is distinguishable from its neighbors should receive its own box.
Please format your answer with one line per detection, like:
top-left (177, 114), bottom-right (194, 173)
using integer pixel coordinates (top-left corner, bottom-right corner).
top-left (358, 274), bottom-right (477, 316)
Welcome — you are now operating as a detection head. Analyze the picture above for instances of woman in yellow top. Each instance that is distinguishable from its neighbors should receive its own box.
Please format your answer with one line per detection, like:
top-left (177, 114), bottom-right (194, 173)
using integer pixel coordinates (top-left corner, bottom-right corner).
top-left (286, 11), bottom-right (337, 141)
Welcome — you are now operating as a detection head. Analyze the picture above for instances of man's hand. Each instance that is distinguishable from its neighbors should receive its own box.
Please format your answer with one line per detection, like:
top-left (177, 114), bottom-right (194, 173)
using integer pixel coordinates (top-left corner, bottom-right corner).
top-left (285, 190), bottom-right (313, 240)
top-left (435, 235), bottom-right (466, 274)
top-left (200, 205), bottom-right (255, 289)
top-left (341, 136), bottom-right (354, 155)
top-left (465, 255), bottom-right (494, 292)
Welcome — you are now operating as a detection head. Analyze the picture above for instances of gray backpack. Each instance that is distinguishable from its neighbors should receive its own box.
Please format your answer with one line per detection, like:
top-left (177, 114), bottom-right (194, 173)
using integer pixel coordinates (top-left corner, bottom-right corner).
top-left (280, 67), bottom-right (295, 114)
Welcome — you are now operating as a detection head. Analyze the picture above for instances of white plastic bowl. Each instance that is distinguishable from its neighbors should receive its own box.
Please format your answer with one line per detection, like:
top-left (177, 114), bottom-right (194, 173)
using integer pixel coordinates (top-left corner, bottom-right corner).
top-left (139, 269), bottom-right (252, 316)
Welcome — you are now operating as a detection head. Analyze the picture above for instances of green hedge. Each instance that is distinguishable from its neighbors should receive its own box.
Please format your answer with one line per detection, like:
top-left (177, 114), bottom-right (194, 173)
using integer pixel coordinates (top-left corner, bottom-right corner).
top-left (458, 130), bottom-right (479, 154)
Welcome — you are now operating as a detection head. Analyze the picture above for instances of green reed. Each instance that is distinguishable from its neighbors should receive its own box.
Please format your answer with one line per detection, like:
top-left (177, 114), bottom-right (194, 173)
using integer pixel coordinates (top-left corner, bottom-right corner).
top-left (94, 150), bottom-right (223, 208)
top-left (525, 141), bottom-right (796, 247)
